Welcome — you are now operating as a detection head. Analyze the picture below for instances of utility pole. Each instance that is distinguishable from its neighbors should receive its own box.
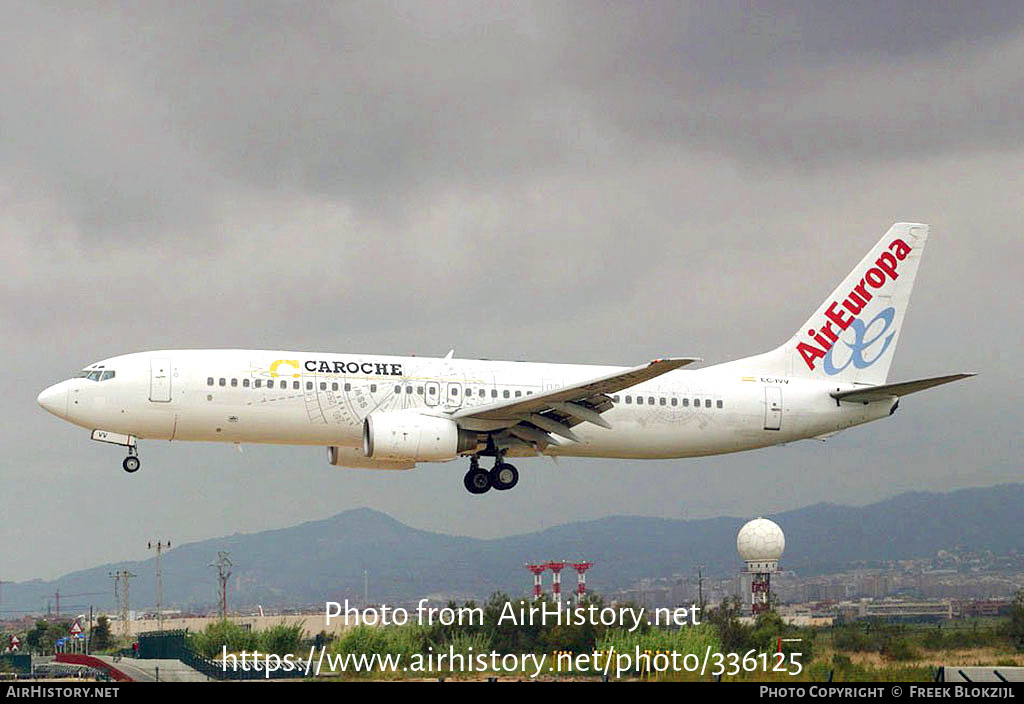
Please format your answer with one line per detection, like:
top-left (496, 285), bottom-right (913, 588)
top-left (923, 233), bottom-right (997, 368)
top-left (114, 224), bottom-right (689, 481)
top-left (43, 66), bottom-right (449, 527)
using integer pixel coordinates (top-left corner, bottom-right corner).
top-left (697, 565), bottom-right (704, 612)
top-left (209, 552), bottom-right (232, 620)
top-left (148, 541), bottom-right (170, 631)
top-left (109, 570), bottom-right (137, 642)
top-left (55, 588), bottom-right (60, 619)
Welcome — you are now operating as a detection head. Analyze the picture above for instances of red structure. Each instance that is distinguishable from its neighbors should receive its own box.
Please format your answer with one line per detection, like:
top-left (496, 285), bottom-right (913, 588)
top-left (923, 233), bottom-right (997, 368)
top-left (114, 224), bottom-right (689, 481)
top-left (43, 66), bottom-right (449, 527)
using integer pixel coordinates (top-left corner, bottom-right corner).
top-left (547, 561), bottom-right (567, 600)
top-left (571, 561), bottom-right (594, 597)
top-left (525, 563), bottom-right (547, 598)
top-left (750, 573), bottom-right (771, 615)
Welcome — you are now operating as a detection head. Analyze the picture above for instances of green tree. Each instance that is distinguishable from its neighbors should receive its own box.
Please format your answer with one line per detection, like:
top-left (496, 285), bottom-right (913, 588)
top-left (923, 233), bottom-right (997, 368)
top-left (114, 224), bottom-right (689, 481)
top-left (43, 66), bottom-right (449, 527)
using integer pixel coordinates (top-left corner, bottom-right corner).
top-left (706, 596), bottom-right (753, 652)
top-left (25, 620), bottom-right (70, 654)
top-left (90, 616), bottom-right (113, 652)
top-left (482, 592), bottom-right (545, 653)
top-left (1004, 589), bottom-right (1024, 652)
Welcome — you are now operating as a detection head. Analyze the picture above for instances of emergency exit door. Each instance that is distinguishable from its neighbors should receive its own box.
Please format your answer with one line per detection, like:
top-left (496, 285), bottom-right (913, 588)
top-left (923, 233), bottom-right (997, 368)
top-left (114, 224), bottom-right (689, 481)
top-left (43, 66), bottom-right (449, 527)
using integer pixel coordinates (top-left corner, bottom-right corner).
top-left (150, 358), bottom-right (172, 402)
top-left (764, 386), bottom-right (782, 430)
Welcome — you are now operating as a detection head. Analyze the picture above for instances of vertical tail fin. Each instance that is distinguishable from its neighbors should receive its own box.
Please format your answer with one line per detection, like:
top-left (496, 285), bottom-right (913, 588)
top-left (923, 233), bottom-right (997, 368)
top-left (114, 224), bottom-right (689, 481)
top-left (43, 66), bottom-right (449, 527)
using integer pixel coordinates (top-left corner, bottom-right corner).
top-left (721, 223), bottom-right (929, 385)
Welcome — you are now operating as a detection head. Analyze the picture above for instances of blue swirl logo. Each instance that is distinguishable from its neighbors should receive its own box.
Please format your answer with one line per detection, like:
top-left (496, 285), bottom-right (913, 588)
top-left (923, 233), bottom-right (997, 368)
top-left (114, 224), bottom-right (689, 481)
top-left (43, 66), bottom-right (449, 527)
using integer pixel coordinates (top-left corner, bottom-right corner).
top-left (823, 306), bottom-right (897, 375)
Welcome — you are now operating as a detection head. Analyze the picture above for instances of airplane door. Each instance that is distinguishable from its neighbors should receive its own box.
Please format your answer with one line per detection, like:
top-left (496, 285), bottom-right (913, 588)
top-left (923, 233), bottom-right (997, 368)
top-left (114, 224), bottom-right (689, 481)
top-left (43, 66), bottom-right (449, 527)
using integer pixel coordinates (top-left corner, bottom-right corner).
top-left (150, 358), bottom-right (172, 402)
top-left (424, 381), bottom-right (441, 407)
top-left (764, 386), bottom-right (782, 430)
top-left (445, 382), bottom-right (463, 408)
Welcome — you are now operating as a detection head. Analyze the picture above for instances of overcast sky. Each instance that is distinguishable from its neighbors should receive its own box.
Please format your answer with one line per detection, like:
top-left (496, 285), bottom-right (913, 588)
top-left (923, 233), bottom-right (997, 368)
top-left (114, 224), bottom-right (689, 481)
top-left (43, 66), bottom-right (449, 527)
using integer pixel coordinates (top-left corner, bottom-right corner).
top-left (2, 2), bottom-right (1021, 583)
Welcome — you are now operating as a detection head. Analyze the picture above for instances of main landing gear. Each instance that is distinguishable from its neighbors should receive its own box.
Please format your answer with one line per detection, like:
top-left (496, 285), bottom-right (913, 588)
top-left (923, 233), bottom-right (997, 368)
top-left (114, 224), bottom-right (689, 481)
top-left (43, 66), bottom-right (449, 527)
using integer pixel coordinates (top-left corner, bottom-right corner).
top-left (463, 455), bottom-right (519, 494)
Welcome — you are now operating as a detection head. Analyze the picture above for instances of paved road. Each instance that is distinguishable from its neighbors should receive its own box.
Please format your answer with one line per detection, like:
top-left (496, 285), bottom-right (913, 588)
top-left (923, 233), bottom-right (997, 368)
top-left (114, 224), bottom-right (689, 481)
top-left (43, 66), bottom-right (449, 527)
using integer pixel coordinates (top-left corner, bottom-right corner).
top-left (96, 656), bottom-right (210, 682)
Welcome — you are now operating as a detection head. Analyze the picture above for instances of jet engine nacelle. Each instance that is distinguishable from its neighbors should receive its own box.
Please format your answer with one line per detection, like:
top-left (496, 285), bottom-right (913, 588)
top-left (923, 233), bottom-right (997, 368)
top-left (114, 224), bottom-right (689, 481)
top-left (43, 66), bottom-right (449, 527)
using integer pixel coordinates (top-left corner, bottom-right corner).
top-left (363, 410), bottom-right (478, 462)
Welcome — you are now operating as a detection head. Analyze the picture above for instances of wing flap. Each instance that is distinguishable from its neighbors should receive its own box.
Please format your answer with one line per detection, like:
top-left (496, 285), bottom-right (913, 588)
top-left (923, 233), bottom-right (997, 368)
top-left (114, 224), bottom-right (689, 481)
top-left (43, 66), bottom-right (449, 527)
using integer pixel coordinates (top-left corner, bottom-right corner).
top-left (451, 357), bottom-right (699, 423)
top-left (830, 373), bottom-right (975, 403)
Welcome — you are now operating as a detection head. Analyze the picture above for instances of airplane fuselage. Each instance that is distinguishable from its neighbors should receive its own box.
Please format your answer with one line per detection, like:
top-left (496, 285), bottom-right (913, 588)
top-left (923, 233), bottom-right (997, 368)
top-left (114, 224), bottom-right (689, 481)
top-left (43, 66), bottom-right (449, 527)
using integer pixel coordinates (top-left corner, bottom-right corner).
top-left (39, 349), bottom-right (892, 461)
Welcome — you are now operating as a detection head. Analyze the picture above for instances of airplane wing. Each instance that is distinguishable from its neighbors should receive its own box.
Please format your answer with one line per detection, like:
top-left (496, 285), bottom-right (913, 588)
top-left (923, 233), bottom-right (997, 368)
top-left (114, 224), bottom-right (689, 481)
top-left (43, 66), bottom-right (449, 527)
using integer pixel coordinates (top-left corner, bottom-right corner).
top-left (830, 373), bottom-right (975, 403)
top-left (447, 357), bottom-right (699, 448)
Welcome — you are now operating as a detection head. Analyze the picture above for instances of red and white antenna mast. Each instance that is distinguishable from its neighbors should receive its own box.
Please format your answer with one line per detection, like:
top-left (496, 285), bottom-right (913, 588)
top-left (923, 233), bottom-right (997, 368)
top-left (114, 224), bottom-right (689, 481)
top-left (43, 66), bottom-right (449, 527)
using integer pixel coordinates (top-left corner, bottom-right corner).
top-left (572, 561), bottom-right (594, 598)
top-left (547, 561), bottom-right (567, 601)
top-left (525, 563), bottom-right (547, 599)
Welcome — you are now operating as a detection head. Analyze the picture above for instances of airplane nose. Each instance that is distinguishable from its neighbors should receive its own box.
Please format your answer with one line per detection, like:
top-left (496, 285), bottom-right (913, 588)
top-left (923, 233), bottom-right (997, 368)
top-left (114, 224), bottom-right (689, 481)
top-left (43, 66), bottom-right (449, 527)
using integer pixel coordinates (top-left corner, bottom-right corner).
top-left (37, 383), bottom-right (68, 418)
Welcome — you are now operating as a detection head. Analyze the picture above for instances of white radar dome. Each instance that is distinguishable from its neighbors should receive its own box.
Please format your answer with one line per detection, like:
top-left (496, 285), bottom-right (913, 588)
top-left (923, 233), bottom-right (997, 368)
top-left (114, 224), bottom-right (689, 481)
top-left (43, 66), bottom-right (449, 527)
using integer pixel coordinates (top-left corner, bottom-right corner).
top-left (737, 517), bottom-right (785, 562)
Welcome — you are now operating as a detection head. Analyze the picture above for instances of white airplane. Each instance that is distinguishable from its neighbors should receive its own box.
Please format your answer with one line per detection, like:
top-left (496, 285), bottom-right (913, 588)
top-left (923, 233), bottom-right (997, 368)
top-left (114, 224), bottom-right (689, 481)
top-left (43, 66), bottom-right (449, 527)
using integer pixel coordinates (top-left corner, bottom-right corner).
top-left (38, 223), bottom-right (972, 494)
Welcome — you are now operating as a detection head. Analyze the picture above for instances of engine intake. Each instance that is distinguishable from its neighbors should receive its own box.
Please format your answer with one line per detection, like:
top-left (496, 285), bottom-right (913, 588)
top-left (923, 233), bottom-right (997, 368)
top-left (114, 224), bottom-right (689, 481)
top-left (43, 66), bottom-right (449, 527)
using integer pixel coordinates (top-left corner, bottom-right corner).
top-left (363, 410), bottom-right (478, 462)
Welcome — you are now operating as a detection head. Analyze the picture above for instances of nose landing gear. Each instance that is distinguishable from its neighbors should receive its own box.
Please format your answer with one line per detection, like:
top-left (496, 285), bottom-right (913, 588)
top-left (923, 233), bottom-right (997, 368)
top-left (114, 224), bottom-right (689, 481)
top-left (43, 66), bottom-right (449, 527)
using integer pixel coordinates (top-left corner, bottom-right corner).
top-left (122, 445), bottom-right (141, 473)
top-left (463, 454), bottom-right (519, 494)
top-left (91, 430), bottom-right (141, 474)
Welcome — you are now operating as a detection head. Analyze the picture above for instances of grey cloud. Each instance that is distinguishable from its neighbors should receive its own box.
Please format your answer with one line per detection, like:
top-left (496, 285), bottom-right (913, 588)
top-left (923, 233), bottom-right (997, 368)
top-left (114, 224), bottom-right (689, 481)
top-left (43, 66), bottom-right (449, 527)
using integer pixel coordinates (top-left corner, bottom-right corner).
top-left (0, 2), bottom-right (1020, 582)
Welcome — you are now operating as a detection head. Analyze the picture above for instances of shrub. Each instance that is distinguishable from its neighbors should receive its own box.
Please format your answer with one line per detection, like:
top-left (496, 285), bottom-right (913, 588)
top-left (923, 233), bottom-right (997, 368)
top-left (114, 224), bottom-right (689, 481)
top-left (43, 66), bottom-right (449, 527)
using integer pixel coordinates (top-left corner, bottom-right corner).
top-left (257, 622), bottom-right (304, 655)
top-left (881, 637), bottom-right (919, 662)
top-left (189, 620), bottom-right (257, 659)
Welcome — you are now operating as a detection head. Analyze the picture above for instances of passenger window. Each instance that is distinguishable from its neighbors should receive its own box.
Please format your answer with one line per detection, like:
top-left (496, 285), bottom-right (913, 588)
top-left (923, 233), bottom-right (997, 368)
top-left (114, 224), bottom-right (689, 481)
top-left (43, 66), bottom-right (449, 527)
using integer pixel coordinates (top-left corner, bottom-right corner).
top-left (207, 377), bottom-right (214, 386)
top-left (648, 396), bottom-right (654, 405)
top-left (231, 379), bottom-right (238, 387)
top-left (492, 390), bottom-right (498, 398)
top-left (625, 396), bottom-right (632, 404)
top-left (637, 396), bottom-right (643, 405)
top-left (345, 383), bottom-right (352, 392)
top-left (416, 386), bottom-right (423, 394)
top-left (219, 378), bottom-right (226, 387)
top-left (242, 379), bottom-right (250, 388)
top-left (303, 381), bottom-right (310, 390)
top-left (671, 398), bottom-right (677, 406)
top-left (693, 398), bottom-right (699, 407)
top-left (705, 399), bottom-right (712, 408)
top-left (320, 382), bottom-right (326, 390)
top-left (717, 400), bottom-right (723, 409)
top-left (613, 395), bottom-right (620, 402)
top-left (466, 389), bottom-right (472, 397)
top-left (683, 398), bottom-right (689, 407)
top-left (503, 390), bottom-right (510, 398)
top-left (255, 379), bottom-right (262, 388)
top-left (332, 383), bottom-right (338, 391)
top-left (451, 387), bottom-right (459, 396)
top-left (515, 390), bottom-right (522, 397)
top-left (395, 385), bottom-right (402, 393)
top-left (292, 381), bottom-right (299, 390)
top-left (406, 386), bottom-right (412, 394)
top-left (659, 397), bottom-right (666, 406)
top-left (370, 384), bottom-right (377, 393)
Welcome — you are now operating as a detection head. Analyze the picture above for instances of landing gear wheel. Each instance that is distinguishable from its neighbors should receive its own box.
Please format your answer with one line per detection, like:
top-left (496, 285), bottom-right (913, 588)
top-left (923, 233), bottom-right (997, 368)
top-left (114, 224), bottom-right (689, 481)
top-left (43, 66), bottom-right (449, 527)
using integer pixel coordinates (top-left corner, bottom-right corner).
top-left (122, 456), bottom-right (141, 473)
top-left (489, 463), bottom-right (519, 491)
top-left (464, 467), bottom-right (491, 494)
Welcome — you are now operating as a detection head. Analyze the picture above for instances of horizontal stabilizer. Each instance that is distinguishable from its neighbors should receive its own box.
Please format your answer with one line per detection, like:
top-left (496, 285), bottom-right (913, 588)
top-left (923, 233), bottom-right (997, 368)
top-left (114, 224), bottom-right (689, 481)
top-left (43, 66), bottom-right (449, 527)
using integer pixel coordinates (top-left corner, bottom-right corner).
top-left (830, 373), bottom-right (975, 403)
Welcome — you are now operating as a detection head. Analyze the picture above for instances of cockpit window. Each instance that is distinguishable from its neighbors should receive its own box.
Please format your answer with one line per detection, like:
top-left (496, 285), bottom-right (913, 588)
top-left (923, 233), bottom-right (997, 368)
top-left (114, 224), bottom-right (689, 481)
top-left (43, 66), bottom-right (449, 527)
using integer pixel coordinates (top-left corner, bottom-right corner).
top-left (76, 368), bottom-right (115, 381)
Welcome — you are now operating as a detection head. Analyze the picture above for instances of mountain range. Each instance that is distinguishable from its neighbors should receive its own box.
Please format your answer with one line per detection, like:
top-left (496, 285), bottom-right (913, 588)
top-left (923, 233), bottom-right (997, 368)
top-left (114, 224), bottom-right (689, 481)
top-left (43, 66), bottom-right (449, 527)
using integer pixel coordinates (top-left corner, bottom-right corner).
top-left (3, 483), bottom-right (1021, 615)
